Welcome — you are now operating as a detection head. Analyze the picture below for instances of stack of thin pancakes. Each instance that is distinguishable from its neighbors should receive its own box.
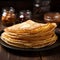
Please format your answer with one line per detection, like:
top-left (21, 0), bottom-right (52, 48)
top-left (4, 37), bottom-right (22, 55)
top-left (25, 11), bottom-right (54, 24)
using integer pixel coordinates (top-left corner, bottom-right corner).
top-left (1, 20), bottom-right (58, 48)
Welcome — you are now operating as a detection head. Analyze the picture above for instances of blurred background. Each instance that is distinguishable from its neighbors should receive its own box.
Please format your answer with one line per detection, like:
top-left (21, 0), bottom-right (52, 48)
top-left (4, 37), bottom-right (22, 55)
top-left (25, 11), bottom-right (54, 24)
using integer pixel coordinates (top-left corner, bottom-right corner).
top-left (0, 0), bottom-right (60, 12)
top-left (0, 0), bottom-right (60, 25)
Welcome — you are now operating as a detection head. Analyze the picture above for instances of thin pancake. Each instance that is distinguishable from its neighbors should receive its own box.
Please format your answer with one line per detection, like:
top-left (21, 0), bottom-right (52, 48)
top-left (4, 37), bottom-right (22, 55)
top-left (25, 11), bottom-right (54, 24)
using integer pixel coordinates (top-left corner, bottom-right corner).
top-left (1, 32), bottom-right (57, 48)
top-left (1, 35), bottom-right (57, 48)
top-left (4, 20), bottom-right (57, 34)
top-left (2, 32), bottom-right (55, 40)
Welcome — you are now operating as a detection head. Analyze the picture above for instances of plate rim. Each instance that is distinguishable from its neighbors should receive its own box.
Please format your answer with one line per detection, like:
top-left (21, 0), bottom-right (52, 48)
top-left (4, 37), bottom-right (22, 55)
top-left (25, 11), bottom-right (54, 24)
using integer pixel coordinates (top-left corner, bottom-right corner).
top-left (0, 38), bottom-right (60, 52)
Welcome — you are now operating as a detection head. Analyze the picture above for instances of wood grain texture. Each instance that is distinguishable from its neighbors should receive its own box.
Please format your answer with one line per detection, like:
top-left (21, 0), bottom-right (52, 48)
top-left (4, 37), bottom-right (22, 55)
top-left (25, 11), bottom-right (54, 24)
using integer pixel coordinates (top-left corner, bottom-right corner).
top-left (0, 45), bottom-right (60, 60)
top-left (40, 47), bottom-right (60, 60)
top-left (0, 45), bottom-right (42, 60)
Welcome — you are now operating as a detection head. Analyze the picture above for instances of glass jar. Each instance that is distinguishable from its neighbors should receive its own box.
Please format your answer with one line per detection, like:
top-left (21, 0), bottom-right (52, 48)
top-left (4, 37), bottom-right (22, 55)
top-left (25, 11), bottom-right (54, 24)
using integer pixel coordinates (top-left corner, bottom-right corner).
top-left (33, 0), bottom-right (51, 21)
top-left (25, 10), bottom-right (32, 20)
top-left (18, 11), bottom-right (25, 23)
top-left (1, 7), bottom-right (16, 26)
top-left (33, 0), bottom-right (41, 20)
top-left (44, 12), bottom-right (60, 23)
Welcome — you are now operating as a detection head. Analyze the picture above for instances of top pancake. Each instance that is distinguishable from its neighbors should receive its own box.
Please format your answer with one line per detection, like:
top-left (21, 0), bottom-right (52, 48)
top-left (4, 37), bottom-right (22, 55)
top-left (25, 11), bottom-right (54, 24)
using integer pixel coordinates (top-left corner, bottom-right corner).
top-left (4, 20), bottom-right (57, 34)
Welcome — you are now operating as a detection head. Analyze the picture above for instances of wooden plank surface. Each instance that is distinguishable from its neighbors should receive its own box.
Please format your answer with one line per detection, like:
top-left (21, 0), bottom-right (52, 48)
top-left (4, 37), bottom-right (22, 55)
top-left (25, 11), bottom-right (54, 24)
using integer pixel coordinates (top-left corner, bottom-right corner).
top-left (0, 45), bottom-right (42, 60)
top-left (40, 47), bottom-right (60, 60)
top-left (0, 44), bottom-right (60, 60)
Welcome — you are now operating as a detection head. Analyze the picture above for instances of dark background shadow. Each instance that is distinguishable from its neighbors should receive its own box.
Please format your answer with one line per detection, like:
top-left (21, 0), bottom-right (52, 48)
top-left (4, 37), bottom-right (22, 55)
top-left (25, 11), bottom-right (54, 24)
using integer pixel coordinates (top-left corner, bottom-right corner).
top-left (0, 0), bottom-right (60, 13)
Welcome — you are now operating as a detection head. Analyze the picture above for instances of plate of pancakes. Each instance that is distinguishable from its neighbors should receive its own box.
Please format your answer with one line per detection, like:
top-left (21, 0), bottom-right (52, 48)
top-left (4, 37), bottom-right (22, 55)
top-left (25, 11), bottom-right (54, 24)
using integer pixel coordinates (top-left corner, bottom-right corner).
top-left (0, 20), bottom-right (60, 51)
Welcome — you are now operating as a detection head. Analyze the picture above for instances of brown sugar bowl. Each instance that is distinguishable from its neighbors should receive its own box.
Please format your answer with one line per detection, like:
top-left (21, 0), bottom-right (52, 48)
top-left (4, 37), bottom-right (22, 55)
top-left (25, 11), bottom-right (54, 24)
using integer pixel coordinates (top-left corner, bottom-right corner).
top-left (44, 12), bottom-right (60, 24)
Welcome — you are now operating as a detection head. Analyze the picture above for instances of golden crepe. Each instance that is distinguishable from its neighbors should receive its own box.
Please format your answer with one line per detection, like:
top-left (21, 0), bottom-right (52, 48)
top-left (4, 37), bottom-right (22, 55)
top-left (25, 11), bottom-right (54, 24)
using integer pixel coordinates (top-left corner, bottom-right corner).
top-left (1, 20), bottom-right (58, 48)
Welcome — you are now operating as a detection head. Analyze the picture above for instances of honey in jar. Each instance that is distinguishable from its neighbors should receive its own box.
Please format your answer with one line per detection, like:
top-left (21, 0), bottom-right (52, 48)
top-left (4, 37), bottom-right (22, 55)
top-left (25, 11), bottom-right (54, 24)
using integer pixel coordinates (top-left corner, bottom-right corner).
top-left (1, 7), bottom-right (16, 26)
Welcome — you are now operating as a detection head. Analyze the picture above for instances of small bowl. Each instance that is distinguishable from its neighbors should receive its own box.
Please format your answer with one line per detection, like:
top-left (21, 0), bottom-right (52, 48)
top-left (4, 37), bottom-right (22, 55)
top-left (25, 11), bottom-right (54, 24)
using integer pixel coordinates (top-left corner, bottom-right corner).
top-left (44, 12), bottom-right (60, 23)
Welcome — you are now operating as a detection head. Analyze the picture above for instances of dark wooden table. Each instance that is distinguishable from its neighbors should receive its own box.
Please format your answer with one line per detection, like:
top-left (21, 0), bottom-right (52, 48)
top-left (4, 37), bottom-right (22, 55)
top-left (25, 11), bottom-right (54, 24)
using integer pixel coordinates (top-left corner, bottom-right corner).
top-left (0, 44), bottom-right (60, 60)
